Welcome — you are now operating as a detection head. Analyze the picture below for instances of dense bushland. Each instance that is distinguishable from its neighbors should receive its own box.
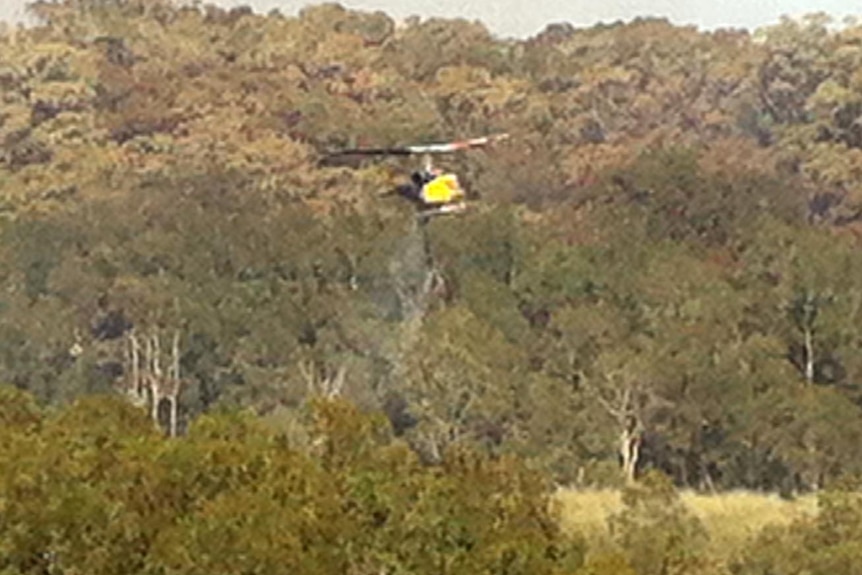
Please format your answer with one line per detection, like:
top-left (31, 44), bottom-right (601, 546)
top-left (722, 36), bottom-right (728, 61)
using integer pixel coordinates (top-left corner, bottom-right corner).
top-left (3, 0), bottom-right (862, 497)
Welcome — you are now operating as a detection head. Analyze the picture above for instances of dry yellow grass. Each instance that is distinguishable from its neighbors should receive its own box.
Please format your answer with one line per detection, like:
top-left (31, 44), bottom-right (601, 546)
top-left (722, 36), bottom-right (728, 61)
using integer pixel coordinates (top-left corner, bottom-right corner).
top-left (679, 489), bottom-right (818, 556)
top-left (553, 488), bottom-right (620, 544)
top-left (554, 488), bottom-right (818, 559)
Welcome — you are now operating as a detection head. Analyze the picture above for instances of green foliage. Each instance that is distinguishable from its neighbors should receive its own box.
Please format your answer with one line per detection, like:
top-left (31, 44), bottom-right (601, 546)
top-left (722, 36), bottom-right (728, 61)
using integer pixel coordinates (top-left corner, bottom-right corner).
top-left (734, 477), bottom-right (862, 575)
top-left (0, 392), bottom-right (583, 575)
top-left (608, 471), bottom-right (715, 575)
top-left (7, 5), bottom-right (862, 570)
top-left (0, 384), bottom-right (42, 430)
top-left (2, 0), bottom-right (862, 496)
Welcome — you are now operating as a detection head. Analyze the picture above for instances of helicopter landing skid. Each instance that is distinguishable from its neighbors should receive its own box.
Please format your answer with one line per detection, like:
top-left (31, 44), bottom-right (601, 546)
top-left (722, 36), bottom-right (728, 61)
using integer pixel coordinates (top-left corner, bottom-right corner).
top-left (417, 202), bottom-right (469, 220)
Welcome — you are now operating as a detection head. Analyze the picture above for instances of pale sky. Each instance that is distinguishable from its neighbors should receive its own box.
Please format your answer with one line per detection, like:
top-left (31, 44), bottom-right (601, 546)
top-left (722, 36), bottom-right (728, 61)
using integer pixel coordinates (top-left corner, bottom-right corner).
top-left (1, 0), bottom-right (859, 38)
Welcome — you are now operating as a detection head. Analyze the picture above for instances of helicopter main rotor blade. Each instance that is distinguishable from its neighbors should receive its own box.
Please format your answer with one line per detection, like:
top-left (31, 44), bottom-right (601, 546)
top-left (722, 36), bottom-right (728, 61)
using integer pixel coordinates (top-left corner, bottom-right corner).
top-left (326, 133), bottom-right (510, 158)
top-left (403, 133), bottom-right (510, 154)
top-left (318, 147), bottom-right (411, 167)
top-left (326, 148), bottom-right (413, 158)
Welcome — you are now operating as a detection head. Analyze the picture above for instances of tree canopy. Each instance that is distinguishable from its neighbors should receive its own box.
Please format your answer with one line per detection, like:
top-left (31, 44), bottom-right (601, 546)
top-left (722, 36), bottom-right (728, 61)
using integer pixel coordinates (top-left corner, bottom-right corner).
top-left (3, 0), bottom-right (862, 496)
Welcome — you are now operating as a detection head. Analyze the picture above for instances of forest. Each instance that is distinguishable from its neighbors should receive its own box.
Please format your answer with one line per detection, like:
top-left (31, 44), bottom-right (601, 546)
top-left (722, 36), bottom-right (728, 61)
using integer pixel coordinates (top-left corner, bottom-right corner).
top-left (3, 0), bottom-right (862, 572)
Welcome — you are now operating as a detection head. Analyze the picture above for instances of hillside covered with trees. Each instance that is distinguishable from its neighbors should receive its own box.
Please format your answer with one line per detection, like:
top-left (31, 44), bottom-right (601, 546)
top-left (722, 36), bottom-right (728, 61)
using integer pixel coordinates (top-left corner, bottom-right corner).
top-left (8, 1), bottom-right (862, 572)
top-left (5, 0), bottom-right (862, 498)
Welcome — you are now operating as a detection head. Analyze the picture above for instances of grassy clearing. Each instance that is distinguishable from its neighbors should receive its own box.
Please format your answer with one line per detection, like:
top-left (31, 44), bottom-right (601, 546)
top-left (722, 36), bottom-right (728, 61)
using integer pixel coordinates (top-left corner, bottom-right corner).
top-left (554, 488), bottom-right (818, 559)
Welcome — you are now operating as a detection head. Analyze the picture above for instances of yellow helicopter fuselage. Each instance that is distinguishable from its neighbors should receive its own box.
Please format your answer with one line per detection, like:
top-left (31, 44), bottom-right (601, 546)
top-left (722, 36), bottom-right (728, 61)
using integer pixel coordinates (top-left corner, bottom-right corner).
top-left (419, 173), bottom-right (465, 205)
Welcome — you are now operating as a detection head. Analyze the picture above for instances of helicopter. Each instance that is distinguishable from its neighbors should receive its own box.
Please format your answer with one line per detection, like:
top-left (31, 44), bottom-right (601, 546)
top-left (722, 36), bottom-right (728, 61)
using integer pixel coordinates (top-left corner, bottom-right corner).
top-left (323, 133), bottom-right (510, 219)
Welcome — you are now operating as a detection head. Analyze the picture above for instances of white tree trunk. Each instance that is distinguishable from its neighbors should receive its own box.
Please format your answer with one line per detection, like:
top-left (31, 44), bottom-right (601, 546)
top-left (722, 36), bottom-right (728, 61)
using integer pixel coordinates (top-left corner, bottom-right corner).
top-left (168, 396), bottom-right (178, 438)
top-left (123, 328), bottom-right (184, 436)
top-left (803, 325), bottom-right (814, 384)
top-left (151, 384), bottom-right (161, 427)
top-left (620, 425), bottom-right (641, 485)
